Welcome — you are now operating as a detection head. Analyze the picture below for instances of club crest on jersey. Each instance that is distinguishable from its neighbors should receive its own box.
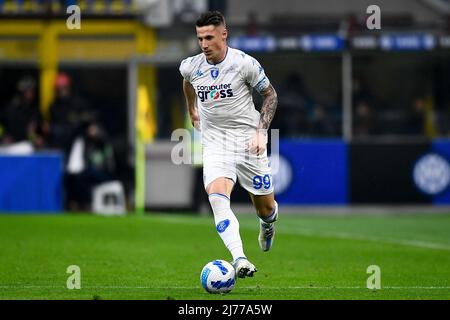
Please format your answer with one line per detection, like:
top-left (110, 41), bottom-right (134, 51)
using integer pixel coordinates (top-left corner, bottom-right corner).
top-left (210, 67), bottom-right (219, 80)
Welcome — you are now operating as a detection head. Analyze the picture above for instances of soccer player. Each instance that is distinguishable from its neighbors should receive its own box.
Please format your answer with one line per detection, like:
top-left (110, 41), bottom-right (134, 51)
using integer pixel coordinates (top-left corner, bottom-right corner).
top-left (179, 11), bottom-right (279, 278)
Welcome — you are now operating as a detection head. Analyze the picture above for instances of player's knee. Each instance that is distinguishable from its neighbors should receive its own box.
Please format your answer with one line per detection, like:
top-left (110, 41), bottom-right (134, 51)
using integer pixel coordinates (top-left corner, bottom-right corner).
top-left (208, 193), bottom-right (231, 213)
top-left (257, 202), bottom-right (275, 218)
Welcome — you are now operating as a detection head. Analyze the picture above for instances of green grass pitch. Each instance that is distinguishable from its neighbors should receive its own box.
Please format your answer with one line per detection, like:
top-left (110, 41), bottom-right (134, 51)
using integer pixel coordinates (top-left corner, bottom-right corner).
top-left (0, 212), bottom-right (449, 300)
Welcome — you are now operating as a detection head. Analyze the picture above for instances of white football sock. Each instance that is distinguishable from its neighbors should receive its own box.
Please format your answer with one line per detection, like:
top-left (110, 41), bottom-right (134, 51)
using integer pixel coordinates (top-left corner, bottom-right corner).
top-left (260, 200), bottom-right (278, 224)
top-left (208, 193), bottom-right (245, 261)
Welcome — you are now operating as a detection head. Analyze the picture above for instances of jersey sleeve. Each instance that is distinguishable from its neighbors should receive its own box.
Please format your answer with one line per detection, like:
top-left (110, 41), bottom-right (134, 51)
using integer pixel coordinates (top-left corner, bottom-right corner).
top-left (242, 54), bottom-right (271, 93)
top-left (179, 58), bottom-right (193, 83)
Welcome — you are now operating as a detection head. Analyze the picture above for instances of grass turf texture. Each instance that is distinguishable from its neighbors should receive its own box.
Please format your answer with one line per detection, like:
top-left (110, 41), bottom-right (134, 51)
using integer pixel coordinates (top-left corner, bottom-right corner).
top-left (0, 213), bottom-right (449, 300)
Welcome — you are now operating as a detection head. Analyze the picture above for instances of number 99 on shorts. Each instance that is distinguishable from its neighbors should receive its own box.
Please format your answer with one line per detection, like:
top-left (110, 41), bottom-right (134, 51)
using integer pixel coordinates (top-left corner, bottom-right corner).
top-left (252, 174), bottom-right (272, 190)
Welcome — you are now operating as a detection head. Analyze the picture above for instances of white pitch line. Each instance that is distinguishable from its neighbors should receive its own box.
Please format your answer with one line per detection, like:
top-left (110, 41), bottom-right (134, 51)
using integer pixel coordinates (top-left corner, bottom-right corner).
top-left (278, 228), bottom-right (450, 251)
top-left (156, 216), bottom-right (450, 251)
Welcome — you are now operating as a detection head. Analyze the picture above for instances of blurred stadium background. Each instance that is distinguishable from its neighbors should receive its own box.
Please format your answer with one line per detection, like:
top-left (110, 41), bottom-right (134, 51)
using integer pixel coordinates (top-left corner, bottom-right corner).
top-left (1, 0), bottom-right (450, 300)
top-left (1, 0), bottom-right (450, 214)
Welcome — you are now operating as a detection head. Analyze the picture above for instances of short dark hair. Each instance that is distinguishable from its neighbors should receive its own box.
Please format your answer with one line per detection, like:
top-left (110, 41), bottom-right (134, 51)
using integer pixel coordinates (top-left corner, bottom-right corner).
top-left (196, 11), bottom-right (226, 28)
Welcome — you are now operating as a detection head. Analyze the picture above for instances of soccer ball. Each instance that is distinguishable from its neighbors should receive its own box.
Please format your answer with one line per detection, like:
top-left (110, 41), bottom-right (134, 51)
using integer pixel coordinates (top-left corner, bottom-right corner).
top-left (200, 260), bottom-right (236, 294)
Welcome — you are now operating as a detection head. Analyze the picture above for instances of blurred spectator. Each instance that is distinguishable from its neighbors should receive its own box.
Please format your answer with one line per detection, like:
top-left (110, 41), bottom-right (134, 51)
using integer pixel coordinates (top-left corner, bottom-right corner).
top-left (339, 13), bottom-right (360, 37)
top-left (353, 76), bottom-right (375, 107)
top-left (446, 14), bottom-right (450, 32)
top-left (209, 0), bottom-right (227, 14)
top-left (353, 101), bottom-right (376, 137)
top-left (0, 76), bottom-right (46, 148)
top-left (66, 121), bottom-right (116, 211)
top-left (406, 97), bottom-right (426, 135)
top-left (174, 0), bottom-right (204, 23)
top-left (246, 11), bottom-right (259, 36)
top-left (157, 67), bottom-right (184, 138)
top-left (48, 72), bottom-right (94, 157)
top-left (276, 72), bottom-right (313, 136)
top-left (437, 100), bottom-right (450, 136)
top-left (309, 104), bottom-right (336, 136)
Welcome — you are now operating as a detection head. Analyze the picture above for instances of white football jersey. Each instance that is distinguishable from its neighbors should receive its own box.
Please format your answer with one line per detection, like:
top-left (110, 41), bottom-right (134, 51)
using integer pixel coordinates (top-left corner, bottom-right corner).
top-left (179, 47), bottom-right (270, 146)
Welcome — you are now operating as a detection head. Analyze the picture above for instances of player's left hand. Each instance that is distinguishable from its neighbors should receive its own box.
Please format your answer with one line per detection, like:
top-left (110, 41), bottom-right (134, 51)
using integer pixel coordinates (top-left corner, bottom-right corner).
top-left (247, 130), bottom-right (268, 156)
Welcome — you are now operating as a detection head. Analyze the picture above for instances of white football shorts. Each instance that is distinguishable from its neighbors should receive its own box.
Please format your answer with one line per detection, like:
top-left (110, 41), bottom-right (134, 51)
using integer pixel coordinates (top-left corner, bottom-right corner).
top-left (202, 148), bottom-right (274, 196)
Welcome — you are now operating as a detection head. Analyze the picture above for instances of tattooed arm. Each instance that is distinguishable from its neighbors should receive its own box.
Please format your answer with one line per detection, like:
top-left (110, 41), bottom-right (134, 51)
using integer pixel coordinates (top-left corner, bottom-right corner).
top-left (257, 84), bottom-right (278, 131)
top-left (248, 84), bottom-right (278, 156)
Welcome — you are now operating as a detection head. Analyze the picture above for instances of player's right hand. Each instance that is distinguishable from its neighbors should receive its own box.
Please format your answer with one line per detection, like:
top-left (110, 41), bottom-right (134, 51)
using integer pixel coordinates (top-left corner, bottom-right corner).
top-left (193, 120), bottom-right (201, 132)
top-left (247, 130), bottom-right (268, 156)
top-left (190, 112), bottom-right (201, 132)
